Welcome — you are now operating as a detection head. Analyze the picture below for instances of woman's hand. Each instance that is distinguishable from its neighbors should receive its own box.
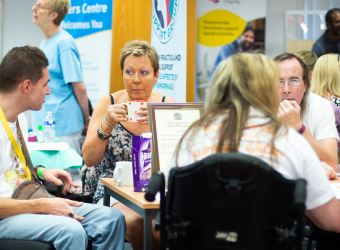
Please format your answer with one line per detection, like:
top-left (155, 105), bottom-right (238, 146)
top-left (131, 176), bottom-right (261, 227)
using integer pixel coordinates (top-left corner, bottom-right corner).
top-left (106, 104), bottom-right (128, 126)
top-left (135, 98), bottom-right (151, 124)
top-left (136, 104), bottom-right (149, 124)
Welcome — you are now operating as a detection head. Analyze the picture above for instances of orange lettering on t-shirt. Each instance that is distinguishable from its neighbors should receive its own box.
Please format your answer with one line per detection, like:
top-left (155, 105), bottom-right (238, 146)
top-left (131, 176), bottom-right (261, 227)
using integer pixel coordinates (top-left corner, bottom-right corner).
top-left (246, 122), bottom-right (255, 128)
top-left (246, 143), bottom-right (254, 153)
top-left (222, 144), bottom-right (228, 153)
top-left (204, 124), bottom-right (220, 132)
top-left (276, 150), bottom-right (285, 157)
top-left (255, 144), bottom-right (262, 153)
top-left (243, 133), bottom-right (260, 140)
top-left (265, 126), bottom-right (272, 134)
top-left (264, 145), bottom-right (271, 154)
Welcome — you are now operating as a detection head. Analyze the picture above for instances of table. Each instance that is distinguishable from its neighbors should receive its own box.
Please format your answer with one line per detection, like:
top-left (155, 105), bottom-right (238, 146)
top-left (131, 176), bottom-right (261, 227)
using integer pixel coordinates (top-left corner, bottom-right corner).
top-left (100, 178), bottom-right (160, 250)
top-left (28, 143), bottom-right (83, 170)
top-left (28, 143), bottom-right (83, 196)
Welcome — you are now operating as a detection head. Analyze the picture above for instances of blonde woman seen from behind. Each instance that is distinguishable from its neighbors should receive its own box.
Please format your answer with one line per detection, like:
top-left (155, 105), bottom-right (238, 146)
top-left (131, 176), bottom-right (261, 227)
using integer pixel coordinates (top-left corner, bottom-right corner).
top-left (167, 53), bottom-right (340, 238)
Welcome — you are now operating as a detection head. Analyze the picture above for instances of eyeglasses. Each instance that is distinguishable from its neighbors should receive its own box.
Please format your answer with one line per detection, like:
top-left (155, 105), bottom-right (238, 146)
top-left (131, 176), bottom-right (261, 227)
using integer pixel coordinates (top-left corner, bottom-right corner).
top-left (279, 79), bottom-right (303, 88)
top-left (33, 2), bottom-right (49, 10)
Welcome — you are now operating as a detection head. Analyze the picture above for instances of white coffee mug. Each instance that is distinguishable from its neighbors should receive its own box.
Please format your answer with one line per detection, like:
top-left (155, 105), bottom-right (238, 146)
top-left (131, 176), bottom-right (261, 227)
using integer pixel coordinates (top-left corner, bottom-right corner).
top-left (114, 161), bottom-right (133, 186)
top-left (122, 100), bottom-right (147, 122)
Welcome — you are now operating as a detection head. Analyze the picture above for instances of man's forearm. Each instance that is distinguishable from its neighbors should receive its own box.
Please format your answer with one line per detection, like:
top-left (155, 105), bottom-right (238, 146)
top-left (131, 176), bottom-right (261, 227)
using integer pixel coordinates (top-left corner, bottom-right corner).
top-left (0, 198), bottom-right (42, 219)
top-left (72, 82), bottom-right (89, 122)
top-left (302, 129), bottom-right (338, 171)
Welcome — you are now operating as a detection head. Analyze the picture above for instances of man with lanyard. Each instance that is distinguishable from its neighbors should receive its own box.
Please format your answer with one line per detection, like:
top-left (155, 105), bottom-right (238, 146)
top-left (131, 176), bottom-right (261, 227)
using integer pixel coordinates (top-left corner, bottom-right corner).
top-left (209, 23), bottom-right (255, 78)
top-left (0, 46), bottom-right (126, 250)
top-left (312, 8), bottom-right (340, 57)
top-left (273, 53), bottom-right (339, 179)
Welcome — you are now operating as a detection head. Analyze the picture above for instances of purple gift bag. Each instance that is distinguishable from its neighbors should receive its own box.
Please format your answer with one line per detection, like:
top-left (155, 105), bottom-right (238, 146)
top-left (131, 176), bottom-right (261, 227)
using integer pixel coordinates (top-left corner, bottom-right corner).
top-left (131, 133), bottom-right (152, 192)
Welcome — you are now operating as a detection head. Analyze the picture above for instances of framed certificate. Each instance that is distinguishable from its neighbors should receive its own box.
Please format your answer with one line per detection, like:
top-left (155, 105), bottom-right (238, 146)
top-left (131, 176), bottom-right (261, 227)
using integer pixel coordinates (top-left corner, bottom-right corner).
top-left (147, 103), bottom-right (204, 173)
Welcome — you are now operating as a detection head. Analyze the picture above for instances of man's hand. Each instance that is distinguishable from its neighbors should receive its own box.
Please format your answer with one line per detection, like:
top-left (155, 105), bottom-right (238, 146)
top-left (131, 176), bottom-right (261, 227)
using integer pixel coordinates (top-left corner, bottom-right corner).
top-left (41, 169), bottom-right (73, 195)
top-left (321, 161), bottom-right (338, 180)
top-left (39, 198), bottom-right (84, 222)
top-left (278, 100), bottom-right (302, 131)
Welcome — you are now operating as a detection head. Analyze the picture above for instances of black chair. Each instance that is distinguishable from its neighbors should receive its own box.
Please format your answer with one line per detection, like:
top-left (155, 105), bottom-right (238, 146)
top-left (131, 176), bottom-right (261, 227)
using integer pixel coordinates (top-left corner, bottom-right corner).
top-left (0, 239), bottom-right (55, 250)
top-left (0, 238), bottom-right (92, 250)
top-left (145, 153), bottom-right (307, 250)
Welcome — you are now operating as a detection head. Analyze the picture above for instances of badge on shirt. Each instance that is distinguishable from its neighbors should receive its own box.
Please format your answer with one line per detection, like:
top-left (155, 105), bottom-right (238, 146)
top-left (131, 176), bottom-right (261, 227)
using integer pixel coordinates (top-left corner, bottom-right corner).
top-left (5, 146), bottom-right (29, 191)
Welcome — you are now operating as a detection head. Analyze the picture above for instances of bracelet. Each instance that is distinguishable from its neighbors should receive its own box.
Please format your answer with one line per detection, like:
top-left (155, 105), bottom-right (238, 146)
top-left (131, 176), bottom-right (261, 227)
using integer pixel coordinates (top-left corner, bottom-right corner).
top-left (298, 124), bottom-right (306, 134)
top-left (37, 166), bottom-right (45, 179)
top-left (84, 117), bottom-right (90, 123)
top-left (103, 115), bottom-right (114, 127)
top-left (100, 121), bottom-right (111, 136)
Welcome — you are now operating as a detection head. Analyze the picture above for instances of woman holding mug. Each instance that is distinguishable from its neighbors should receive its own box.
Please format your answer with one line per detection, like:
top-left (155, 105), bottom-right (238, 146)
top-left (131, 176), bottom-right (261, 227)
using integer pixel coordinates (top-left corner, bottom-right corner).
top-left (82, 40), bottom-right (175, 250)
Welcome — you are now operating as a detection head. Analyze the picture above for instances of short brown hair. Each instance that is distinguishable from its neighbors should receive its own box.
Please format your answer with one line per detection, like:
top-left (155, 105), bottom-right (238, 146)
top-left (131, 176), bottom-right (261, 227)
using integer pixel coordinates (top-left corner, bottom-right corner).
top-left (273, 53), bottom-right (310, 118)
top-left (120, 40), bottom-right (159, 75)
top-left (0, 46), bottom-right (49, 93)
top-left (45, 0), bottom-right (70, 26)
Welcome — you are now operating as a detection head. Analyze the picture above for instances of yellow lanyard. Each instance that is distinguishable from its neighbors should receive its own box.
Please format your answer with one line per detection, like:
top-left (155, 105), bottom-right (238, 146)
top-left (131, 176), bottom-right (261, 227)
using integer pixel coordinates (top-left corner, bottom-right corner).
top-left (0, 108), bottom-right (31, 180)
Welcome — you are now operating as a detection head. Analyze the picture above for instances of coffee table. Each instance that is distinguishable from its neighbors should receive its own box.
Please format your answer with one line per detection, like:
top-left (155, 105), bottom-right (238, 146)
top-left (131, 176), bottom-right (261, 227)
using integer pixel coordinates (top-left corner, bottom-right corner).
top-left (100, 178), bottom-right (160, 250)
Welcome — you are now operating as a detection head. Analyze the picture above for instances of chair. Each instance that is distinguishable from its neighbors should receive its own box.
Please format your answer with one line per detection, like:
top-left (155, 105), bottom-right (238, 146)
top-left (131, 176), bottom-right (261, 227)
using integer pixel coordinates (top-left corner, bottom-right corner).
top-left (0, 238), bottom-right (93, 250)
top-left (0, 239), bottom-right (55, 250)
top-left (145, 153), bottom-right (307, 250)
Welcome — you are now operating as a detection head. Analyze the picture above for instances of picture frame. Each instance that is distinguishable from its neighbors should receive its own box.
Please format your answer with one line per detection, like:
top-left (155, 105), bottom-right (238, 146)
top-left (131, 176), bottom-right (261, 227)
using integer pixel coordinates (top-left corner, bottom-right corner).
top-left (147, 103), bottom-right (205, 173)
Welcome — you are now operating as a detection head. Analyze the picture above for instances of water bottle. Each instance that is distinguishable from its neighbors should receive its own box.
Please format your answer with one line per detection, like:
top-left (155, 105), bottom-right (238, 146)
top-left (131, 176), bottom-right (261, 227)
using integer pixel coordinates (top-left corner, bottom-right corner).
top-left (44, 111), bottom-right (55, 143)
top-left (37, 125), bottom-right (44, 142)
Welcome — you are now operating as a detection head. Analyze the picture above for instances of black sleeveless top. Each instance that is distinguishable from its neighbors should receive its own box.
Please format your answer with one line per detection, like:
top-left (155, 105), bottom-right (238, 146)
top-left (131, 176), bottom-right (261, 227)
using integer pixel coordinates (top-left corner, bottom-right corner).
top-left (89, 95), bottom-right (166, 203)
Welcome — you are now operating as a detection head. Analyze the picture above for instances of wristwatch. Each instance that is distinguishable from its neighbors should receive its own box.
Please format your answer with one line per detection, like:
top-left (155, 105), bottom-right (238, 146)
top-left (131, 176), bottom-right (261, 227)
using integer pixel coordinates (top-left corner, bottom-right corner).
top-left (97, 129), bottom-right (110, 140)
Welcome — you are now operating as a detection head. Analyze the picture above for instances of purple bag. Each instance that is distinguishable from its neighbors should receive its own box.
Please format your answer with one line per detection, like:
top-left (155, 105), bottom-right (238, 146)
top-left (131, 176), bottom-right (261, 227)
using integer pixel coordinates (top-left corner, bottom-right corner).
top-left (131, 133), bottom-right (152, 192)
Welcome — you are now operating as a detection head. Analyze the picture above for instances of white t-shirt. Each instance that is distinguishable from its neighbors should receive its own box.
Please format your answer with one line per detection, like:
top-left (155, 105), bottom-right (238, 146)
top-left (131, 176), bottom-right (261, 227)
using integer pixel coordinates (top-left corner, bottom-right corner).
top-left (168, 107), bottom-right (335, 210)
top-left (0, 113), bottom-right (29, 198)
top-left (303, 92), bottom-right (339, 141)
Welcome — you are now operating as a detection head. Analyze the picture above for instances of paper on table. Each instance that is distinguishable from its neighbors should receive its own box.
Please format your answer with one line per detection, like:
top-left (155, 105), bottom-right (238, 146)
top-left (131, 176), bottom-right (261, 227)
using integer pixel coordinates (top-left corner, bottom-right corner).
top-left (154, 109), bottom-right (200, 172)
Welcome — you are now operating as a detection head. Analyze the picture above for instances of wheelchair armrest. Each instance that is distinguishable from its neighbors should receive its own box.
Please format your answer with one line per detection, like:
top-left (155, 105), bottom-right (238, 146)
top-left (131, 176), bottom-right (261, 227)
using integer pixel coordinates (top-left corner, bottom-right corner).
top-left (145, 172), bottom-right (165, 202)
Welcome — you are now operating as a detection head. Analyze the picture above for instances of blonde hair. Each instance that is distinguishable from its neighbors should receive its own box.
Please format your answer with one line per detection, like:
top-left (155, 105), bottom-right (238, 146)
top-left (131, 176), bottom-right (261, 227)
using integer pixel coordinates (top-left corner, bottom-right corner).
top-left (176, 53), bottom-right (286, 164)
top-left (120, 40), bottom-right (159, 74)
top-left (44, 0), bottom-right (70, 26)
top-left (295, 50), bottom-right (318, 71)
top-left (311, 53), bottom-right (340, 98)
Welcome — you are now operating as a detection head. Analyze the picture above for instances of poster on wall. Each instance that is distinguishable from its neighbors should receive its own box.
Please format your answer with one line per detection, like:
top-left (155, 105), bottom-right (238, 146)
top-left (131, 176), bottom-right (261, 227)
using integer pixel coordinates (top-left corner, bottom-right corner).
top-left (196, 0), bottom-right (266, 102)
top-left (151, 0), bottom-right (187, 102)
top-left (61, 0), bottom-right (113, 107)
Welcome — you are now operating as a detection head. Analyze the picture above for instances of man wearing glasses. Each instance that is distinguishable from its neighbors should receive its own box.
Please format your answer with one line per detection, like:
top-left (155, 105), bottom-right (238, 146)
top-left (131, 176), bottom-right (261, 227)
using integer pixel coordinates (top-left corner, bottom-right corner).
top-left (312, 8), bottom-right (340, 57)
top-left (274, 53), bottom-right (339, 175)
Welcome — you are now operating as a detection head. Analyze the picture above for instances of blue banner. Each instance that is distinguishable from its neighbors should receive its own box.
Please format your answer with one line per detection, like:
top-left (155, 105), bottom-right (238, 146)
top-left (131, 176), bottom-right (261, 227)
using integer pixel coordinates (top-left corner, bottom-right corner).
top-left (61, 0), bottom-right (113, 39)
